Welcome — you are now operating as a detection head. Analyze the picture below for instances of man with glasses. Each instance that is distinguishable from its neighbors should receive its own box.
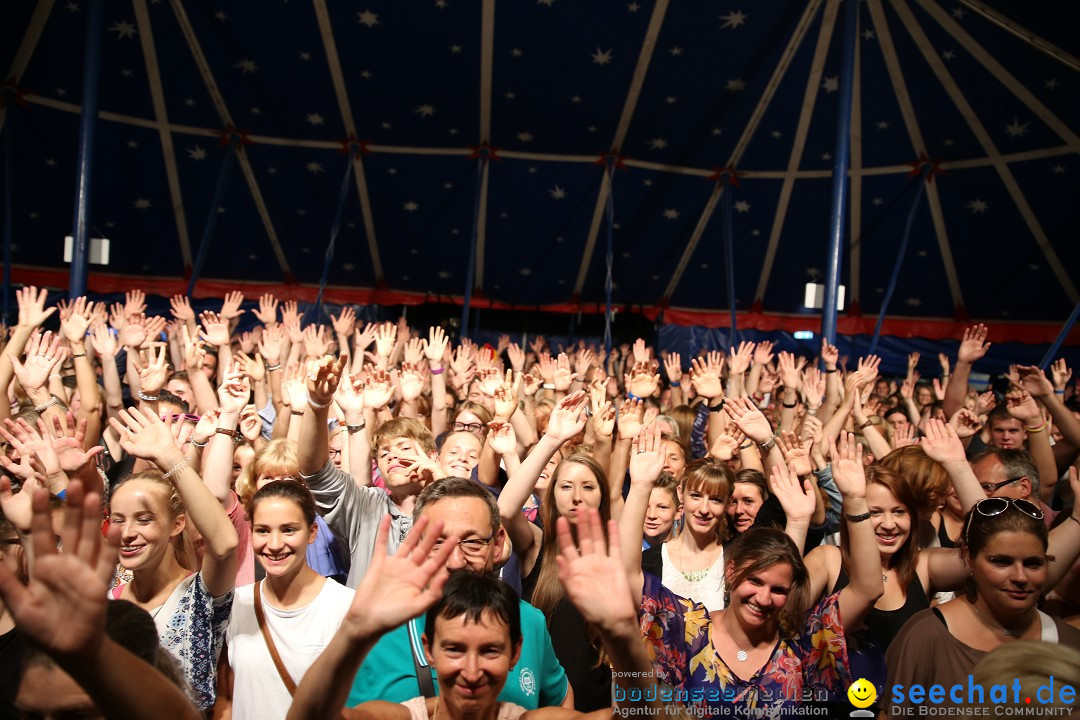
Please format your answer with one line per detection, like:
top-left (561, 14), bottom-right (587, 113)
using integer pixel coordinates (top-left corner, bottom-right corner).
top-left (346, 477), bottom-right (572, 709)
top-left (970, 448), bottom-right (1056, 529)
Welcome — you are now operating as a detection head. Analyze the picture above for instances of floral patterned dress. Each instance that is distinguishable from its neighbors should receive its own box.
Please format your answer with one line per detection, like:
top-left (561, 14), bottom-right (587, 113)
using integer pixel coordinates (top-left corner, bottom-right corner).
top-left (639, 574), bottom-right (850, 717)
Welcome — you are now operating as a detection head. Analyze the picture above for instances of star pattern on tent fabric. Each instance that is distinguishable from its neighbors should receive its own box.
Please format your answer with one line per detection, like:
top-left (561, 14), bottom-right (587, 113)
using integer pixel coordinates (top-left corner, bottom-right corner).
top-left (300, 52), bottom-right (311, 61)
top-left (360, 70), bottom-right (372, 78)
top-left (643, 179), bottom-right (653, 186)
top-left (528, 167), bottom-right (537, 174)
top-left (966, 199), bottom-right (988, 213)
top-left (663, 208), bottom-right (679, 220)
top-left (805, 267), bottom-right (822, 279)
top-left (943, 138), bottom-right (954, 146)
top-left (511, 48), bottom-right (523, 57)
top-left (437, 270), bottom-right (451, 278)
top-left (821, 152), bottom-right (832, 161)
top-left (906, 297), bottom-right (922, 306)
top-left (1045, 79), bottom-right (1059, 90)
top-left (951, 6), bottom-right (966, 18)
top-left (872, 197), bottom-right (883, 205)
top-left (942, 50), bottom-right (955, 60)
top-left (435, 0), bottom-right (448, 8)
top-left (734, 200), bottom-right (751, 213)
top-left (403, 201), bottom-right (419, 212)
top-left (751, 229), bottom-right (760, 236)
top-left (571, 95), bottom-right (581, 103)
top-left (450, 44), bottom-right (462, 53)
top-left (109, 20), bottom-right (137, 39)
top-left (719, 10), bottom-right (747, 28)
top-left (649, 138), bottom-right (667, 149)
top-left (357, 10), bottom-right (379, 27)
top-left (549, 185), bottom-right (566, 199)
top-left (877, 120), bottom-right (889, 130)
top-left (517, 131), bottom-right (534, 142)
top-left (120, 67), bottom-right (133, 77)
top-left (133, 198), bottom-right (151, 209)
top-left (45, 158), bottom-right (56, 167)
top-left (214, 11), bottom-right (227, 21)
top-left (592, 48), bottom-right (613, 65)
top-left (307, 113), bottom-right (324, 125)
top-left (711, 127), bottom-right (722, 135)
top-left (862, 28), bottom-right (875, 40)
top-left (188, 146), bottom-right (207, 160)
top-left (306, 161), bottom-right (325, 174)
top-left (771, 130), bottom-right (782, 138)
top-left (670, 46), bottom-right (683, 56)
top-left (1004, 118), bottom-right (1029, 137)
top-left (665, 96), bottom-right (677, 104)
top-left (444, 182), bottom-right (453, 189)
top-left (627, 2), bottom-right (640, 11)
top-left (519, 267), bottom-right (533, 276)
top-left (537, 0), bottom-right (555, 6)
top-left (126, 140), bottom-right (138, 148)
top-left (1052, 164), bottom-right (1065, 174)
top-left (505, 91), bottom-right (516, 99)
top-left (725, 78), bottom-right (746, 92)
top-left (55, 87), bottom-right (68, 97)
top-left (388, 168), bottom-right (398, 174)
top-left (917, 250), bottom-right (927, 257)
top-left (236, 58), bottom-right (258, 74)
top-left (184, 98), bottom-right (195, 106)
top-left (415, 104), bottom-right (436, 117)
top-left (65, 1), bottom-right (79, 11)
top-left (821, 76), bottom-right (838, 93)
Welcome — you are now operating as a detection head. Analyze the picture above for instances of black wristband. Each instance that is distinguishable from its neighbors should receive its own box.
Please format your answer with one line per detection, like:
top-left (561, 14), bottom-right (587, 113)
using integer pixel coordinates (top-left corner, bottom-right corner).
top-left (825, 368), bottom-right (838, 374)
top-left (845, 511), bottom-right (871, 523)
top-left (708, 399), bottom-right (726, 413)
top-left (782, 401), bottom-right (797, 409)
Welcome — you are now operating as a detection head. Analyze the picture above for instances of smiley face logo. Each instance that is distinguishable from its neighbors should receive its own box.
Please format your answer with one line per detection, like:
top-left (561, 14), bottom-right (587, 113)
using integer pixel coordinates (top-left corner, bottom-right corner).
top-left (847, 678), bottom-right (877, 709)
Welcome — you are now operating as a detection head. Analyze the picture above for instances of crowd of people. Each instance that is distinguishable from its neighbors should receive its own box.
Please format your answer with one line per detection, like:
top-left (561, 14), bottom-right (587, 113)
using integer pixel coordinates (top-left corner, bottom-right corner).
top-left (0, 285), bottom-right (1079, 719)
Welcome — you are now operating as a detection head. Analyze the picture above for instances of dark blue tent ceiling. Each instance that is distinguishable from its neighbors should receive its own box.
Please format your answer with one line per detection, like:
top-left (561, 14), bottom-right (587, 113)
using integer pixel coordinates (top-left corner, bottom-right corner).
top-left (1, 0), bottom-right (1077, 328)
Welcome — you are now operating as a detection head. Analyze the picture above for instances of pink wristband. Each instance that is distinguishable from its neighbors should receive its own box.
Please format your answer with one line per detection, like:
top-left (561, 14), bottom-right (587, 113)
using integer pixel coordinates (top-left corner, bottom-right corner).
top-left (430, 367), bottom-right (444, 375)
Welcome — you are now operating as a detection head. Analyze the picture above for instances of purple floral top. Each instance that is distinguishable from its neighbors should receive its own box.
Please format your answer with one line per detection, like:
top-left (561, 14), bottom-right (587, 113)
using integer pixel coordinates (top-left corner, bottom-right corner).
top-left (639, 574), bottom-right (850, 715)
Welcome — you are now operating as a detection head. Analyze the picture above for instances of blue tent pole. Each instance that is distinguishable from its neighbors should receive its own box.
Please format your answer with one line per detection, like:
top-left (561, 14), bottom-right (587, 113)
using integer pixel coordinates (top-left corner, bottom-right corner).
top-left (868, 167), bottom-right (929, 355)
top-left (2, 101), bottom-right (12, 324)
top-left (1039, 300), bottom-right (1080, 371)
top-left (186, 138), bottom-right (238, 297)
top-left (603, 158), bottom-right (615, 358)
top-left (68, 0), bottom-right (105, 299)
top-left (721, 182), bottom-right (737, 343)
top-left (461, 155), bottom-right (486, 340)
top-left (309, 157), bottom-right (355, 323)
top-left (820, 0), bottom-right (858, 345)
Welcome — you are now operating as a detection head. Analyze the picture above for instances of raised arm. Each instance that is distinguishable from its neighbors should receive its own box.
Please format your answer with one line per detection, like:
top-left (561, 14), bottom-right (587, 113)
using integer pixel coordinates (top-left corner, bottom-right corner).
top-left (0, 287), bottom-right (56, 422)
top-left (334, 371), bottom-right (372, 487)
top-left (618, 424), bottom-right (663, 603)
top-left (426, 326), bottom-right (450, 436)
top-left (944, 324), bottom-right (991, 419)
top-left (202, 367), bottom-right (250, 507)
top-left (298, 354), bottom-right (349, 476)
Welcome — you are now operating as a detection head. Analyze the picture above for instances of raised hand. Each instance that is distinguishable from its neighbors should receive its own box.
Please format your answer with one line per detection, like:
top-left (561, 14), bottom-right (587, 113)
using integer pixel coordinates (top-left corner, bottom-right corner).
top-left (403, 337), bottom-right (425, 366)
top-left (199, 311), bottom-right (230, 347)
top-left (133, 344), bottom-right (169, 394)
top-left (892, 422), bottom-right (916, 449)
top-left (628, 422), bottom-right (664, 485)
top-left (723, 396), bottom-right (773, 445)
top-left (689, 353), bottom-right (724, 400)
top-left (545, 391), bottom-right (589, 443)
top-left (709, 425), bottom-right (745, 462)
top-left (89, 320), bottom-right (117, 358)
top-left (1005, 389), bottom-right (1042, 425)
top-left (253, 293), bottom-right (279, 326)
top-left (373, 323), bottom-right (397, 359)
top-left (281, 364), bottom-right (308, 409)
top-left (280, 300), bottom-right (300, 328)
top-left (11, 330), bottom-right (64, 391)
top-left (728, 341), bottom-right (754, 375)
top-left (217, 365), bottom-right (252, 414)
top-left (553, 353), bottom-right (576, 392)
top-left (306, 353), bottom-right (349, 407)
top-left (753, 341), bottom-right (775, 366)
top-left (169, 295), bottom-right (195, 323)
top-left (591, 400), bottom-right (616, 439)
top-left (124, 290), bottom-right (147, 318)
top-left (907, 352), bottom-right (920, 374)
top-left (529, 335), bottom-right (546, 357)
top-left (303, 324), bottom-right (331, 359)
top-left (487, 421), bottom-right (518, 456)
top-left (820, 338), bottom-right (839, 369)
top-left (239, 405), bottom-right (262, 443)
top-left (616, 397), bottom-right (644, 440)
top-left (60, 297), bottom-right (94, 344)
top-left (48, 413), bottom-right (103, 474)
top-left (973, 390), bottom-right (996, 417)
top-left (109, 408), bottom-right (178, 465)
top-left (362, 365), bottom-right (394, 410)
top-left (768, 460), bottom-right (816, 524)
top-left (555, 510), bottom-right (638, 631)
top-left (948, 408), bottom-right (983, 440)
top-left (778, 351), bottom-right (805, 389)
top-left (958, 324), bottom-right (991, 365)
top-left (938, 353), bottom-right (951, 378)
top-left (632, 338), bottom-right (650, 364)
top-left (802, 367), bottom-right (825, 410)
top-left (776, 430), bottom-right (813, 477)
top-left (1051, 359), bottom-right (1073, 393)
top-left (1015, 365), bottom-right (1055, 399)
top-left (220, 291), bottom-right (245, 320)
top-left (399, 362), bottom-right (424, 404)
top-left (626, 362), bottom-right (660, 399)
top-left (331, 307), bottom-right (356, 338)
top-left (333, 372), bottom-right (366, 421)
top-left (506, 342), bottom-right (525, 373)
top-left (829, 432), bottom-right (867, 499)
top-left (15, 286), bottom-right (57, 329)
top-left (426, 326), bottom-right (449, 365)
top-left (662, 352), bottom-right (682, 384)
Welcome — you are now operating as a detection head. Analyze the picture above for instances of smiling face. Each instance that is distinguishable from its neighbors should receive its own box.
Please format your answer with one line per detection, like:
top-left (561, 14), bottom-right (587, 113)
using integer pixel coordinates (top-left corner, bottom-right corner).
top-left (552, 461), bottom-right (603, 524)
top-left (535, 449), bottom-right (563, 497)
top-left (683, 482), bottom-right (727, 539)
top-left (644, 486), bottom-right (681, 543)
top-left (418, 496), bottom-right (503, 573)
top-left (661, 440), bottom-right (687, 478)
top-left (110, 480), bottom-right (184, 572)
top-left (866, 482), bottom-right (911, 558)
top-left (727, 482), bottom-right (764, 534)
top-left (726, 561), bottom-right (793, 632)
top-left (424, 611), bottom-right (521, 715)
top-left (376, 436), bottom-right (431, 487)
top-left (439, 432), bottom-right (483, 477)
top-left (251, 497), bottom-right (316, 579)
top-left (972, 530), bottom-right (1047, 616)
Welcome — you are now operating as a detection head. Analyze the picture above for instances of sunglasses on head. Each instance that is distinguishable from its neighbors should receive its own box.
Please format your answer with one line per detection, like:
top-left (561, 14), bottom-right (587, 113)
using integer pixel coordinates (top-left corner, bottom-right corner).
top-left (963, 497), bottom-right (1044, 548)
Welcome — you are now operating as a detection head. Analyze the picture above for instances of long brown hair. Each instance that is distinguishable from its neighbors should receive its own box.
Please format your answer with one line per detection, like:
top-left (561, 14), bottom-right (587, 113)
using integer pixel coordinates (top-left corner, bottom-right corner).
top-left (111, 470), bottom-right (198, 571)
top-left (679, 458), bottom-right (734, 543)
top-left (530, 452), bottom-right (612, 619)
top-left (878, 446), bottom-right (949, 514)
top-left (839, 464), bottom-right (920, 589)
top-left (725, 528), bottom-right (811, 637)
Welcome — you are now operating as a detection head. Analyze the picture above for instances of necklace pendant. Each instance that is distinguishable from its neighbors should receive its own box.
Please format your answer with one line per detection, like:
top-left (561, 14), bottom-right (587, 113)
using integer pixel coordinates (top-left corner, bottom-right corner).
top-left (736, 649), bottom-right (748, 662)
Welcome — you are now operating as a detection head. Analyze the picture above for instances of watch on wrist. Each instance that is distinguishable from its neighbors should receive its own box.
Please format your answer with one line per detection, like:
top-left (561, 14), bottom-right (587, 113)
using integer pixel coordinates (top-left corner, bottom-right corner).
top-left (758, 436), bottom-right (777, 452)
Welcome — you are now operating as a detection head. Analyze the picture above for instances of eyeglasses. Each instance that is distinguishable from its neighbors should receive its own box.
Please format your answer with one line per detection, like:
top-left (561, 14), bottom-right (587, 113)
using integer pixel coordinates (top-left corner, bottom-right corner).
top-left (432, 530), bottom-right (496, 558)
top-left (979, 476), bottom-right (1025, 494)
top-left (963, 497), bottom-right (1044, 548)
top-left (453, 422), bottom-right (485, 434)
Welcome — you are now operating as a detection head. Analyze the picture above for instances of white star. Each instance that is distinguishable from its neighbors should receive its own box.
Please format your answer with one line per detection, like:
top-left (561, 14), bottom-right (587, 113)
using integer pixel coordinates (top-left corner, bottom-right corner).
top-left (307, 113), bottom-right (325, 126)
top-left (528, 167), bottom-right (537, 174)
top-left (725, 78), bottom-right (746, 92)
top-left (872, 197), bottom-right (883, 205)
top-left (571, 95), bottom-right (581, 103)
top-left (448, 128), bottom-right (458, 135)
top-left (415, 104), bottom-right (436, 117)
top-left (943, 138), bottom-right (954, 146)
top-left (357, 10), bottom-right (379, 27)
top-left (183, 98), bottom-right (194, 106)
top-left (1052, 164), bottom-right (1065, 174)
top-left (862, 28), bottom-right (875, 40)
top-left (251, 107), bottom-right (261, 115)
top-left (45, 158), bottom-right (56, 166)
top-left (505, 91), bottom-right (516, 99)
top-left (917, 250), bottom-right (927, 257)
top-left (55, 87), bottom-right (68, 97)
top-left (435, 0), bottom-right (447, 7)
top-left (437, 270), bottom-right (452, 279)
top-left (381, 122), bottom-right (392, 129)
top-left (109, 20), bottom-right (137, 39)
top-left (360, 70), bottom-right (372, 79)
top-left (450, 44), bottom-right (462, 53)
top-left (403, 201), bottom-right (419, 212)
top-left (733, 200), bottom-right (751, 213)
top-left (906, 297), bottom-right (922, 306)
top-left (133, 198), bottom-right (151, 210)
top-left (719, 10), bottom-right (747, 28)
top-left (519, 267), bottom-right (533, 276)
top-left (649, 138), bottom-right (668, 150)
top-left (235, 58), bottom-right (258, 74)
top-left (665, 96), bottom-right (677, 104)
top-left (218, 207), bottom-right (226, 214)
top-left (942, 49), bottom-right (955, 60)
top-left (663, 208), bottom-right (679, 220)
top-left (121, 67), bottom-right (133, 77)
top-left (517, 131), bottom-right (534, 142)
top-left (537, 0), bottom-right (555, 5)
top-left (711, 127), bottom-right (722, 135)
top-left (297, 209), bottom-right (307, 216)
top-left (627, 2), bottom-right (639, 11)
top-left (751, 229), bottom-right (760, 236)
top-left (511, 48), bottom-right (523, 57)
top-left (268, 167), bottom-right (277, 174)
top-left (592, 48), bottom-right (613, 65)
top-left (670, 46), bottom-right (683, 56)
top-left (587, 126), bottom-right (597, 133)
top-left (549, 186), bottom-right (566, 199)
top-left (64, 1), bottom-right (79, 11)
top-left (444, 182), bottom-right (454, 189)
top-left (1005, 118), bottom-right (1029, 137)
top-left (214, 10), bottom-right (227, 21)
top-left (805, 267), bottom-right (822, 278)
top-left (771, 130), bottom-right (782, 138)
top-left (187, 146), bottom-right (207, 161)
top-left (306, 161), bottom-right (325, 174)
top-left (300, 52), bottom-right (311, 61)
top-left (106, 221), bottom-right (115, 228)
top-left (388, 168), bottom-right (397, 175)
top-left (951, 6), bottom-right (965, 18)
top-left (966, 199), bottom-right (988, 213)
top-left (643, 179), bottom-right (653, 186)
top-left (499, 212), bottom-right (508, 218)
top-left (1045, 78), bottom-right (1059, 90)
top-left (877, 120), bottom-right (889, 130)
top-left (126, 140), bottom-right (138, 149)
top-left (821, 152), bottom-right (832, 161)
top-left (700, 263), bottom-right (709, 269)
top-left (822, 76), bottom-right (838, 93)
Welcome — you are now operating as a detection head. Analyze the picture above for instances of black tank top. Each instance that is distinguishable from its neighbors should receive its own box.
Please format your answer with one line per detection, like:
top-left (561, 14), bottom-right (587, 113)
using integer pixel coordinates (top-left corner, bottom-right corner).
top-left (937, 518), bottom-right (958, 549)
top-left (833, 566), bottom-right (929, 650)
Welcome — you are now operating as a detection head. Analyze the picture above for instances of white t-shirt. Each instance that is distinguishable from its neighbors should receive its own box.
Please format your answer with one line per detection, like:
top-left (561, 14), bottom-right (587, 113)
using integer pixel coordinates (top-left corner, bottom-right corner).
top-left (660, 543), bottom-right (727, 613)
top-left (227, 578), bottom-right (354, 720)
